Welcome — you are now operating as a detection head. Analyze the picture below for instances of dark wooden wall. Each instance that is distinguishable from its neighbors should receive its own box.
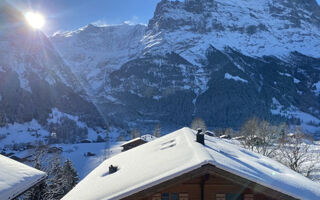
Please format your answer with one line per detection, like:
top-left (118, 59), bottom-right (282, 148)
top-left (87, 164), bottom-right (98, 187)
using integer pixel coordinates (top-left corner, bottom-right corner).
top-left (123, 165), bottom-right (295, 200)
top-left (135, 174), bottom-right (275, 200)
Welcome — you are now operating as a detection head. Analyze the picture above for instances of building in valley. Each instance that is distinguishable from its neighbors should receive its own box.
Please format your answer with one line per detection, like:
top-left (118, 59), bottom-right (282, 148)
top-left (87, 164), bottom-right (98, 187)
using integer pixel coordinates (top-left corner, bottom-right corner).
top-left (62, 128), bottom-right (320, 200)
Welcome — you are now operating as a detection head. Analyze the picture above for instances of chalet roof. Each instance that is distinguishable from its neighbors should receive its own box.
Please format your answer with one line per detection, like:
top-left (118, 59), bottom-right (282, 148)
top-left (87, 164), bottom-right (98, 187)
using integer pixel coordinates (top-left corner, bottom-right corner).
top-left (62, 127), bottom-right (320, 200)
top-left (0, 155), bottom-right (47, 200)
top-left (121, 134), bottom-right (156, 146)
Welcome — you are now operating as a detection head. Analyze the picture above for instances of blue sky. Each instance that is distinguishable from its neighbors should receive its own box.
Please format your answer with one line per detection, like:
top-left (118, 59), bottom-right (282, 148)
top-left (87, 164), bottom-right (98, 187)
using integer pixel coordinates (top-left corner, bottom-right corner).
top-left (11, 0), bottom-right (160, 35)
top-left (10, 0), bottom-right (320, 35)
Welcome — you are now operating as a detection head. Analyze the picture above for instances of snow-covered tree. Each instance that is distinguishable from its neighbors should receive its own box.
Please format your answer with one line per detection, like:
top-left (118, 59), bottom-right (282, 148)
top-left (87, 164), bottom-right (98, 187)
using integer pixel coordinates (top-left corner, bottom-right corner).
top-left (21, 146), bottom-right (79, 200)
top-left (240, 118), bottom-right (279, 157)
top-left (44, 159), bottom-right (78, 200)
top-left (191, 117), bottom-right (207, 132)
top-left (277, 128), bottom-right (319, 179)
top-left (62, 159), bottom-right (79, 191)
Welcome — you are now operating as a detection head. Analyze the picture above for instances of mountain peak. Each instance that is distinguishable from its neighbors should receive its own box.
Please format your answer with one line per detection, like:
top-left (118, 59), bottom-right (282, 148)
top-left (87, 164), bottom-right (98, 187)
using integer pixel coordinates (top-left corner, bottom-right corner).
top-left (144, 0), bottom-right (320, 61)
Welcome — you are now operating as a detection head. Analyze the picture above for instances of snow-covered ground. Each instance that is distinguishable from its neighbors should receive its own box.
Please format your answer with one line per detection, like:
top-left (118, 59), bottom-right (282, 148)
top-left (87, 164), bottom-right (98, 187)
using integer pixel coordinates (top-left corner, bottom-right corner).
top-left (54, 143), bottom-right (123, 179)
top-left (271, 98), bottom-right (320, 133)
top-left (224, 73), bottom-right (248, 83)
top-left (0, 109), bottom-right (125, 179)
top-left (5, 141), bottom-right (124, 180)
top-left (0, 120), bottom-right (49, 147)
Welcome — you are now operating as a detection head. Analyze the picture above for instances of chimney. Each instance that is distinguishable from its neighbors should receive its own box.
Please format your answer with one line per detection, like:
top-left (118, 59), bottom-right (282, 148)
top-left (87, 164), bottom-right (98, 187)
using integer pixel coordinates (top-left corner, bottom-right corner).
top-left (196, 128), bottom-right (205, 145)
top-left (109, 165), bottom-right (118, 174)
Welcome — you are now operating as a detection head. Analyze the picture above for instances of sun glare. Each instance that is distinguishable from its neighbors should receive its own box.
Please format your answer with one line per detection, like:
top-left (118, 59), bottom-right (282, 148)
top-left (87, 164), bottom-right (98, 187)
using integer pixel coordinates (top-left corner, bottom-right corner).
top-left (25, 12), bottom-right (45, 29)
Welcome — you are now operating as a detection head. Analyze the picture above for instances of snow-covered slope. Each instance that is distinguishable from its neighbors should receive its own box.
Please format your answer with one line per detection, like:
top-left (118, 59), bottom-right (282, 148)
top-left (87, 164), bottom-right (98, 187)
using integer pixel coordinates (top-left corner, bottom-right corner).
top-left (0, 2), bottom-right (104, 130)
top-left (144, 0), bottom-right (320, 64)
top-left (51, 24), bottom-right (146, 95)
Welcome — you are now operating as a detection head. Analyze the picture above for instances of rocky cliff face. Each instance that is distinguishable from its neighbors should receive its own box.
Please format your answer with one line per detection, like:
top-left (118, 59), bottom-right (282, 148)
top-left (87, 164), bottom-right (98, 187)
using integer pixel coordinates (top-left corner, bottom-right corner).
top-left (25, 0), bottom-right (320, 134)
top-left (144, 0), bottom-right (320, 62)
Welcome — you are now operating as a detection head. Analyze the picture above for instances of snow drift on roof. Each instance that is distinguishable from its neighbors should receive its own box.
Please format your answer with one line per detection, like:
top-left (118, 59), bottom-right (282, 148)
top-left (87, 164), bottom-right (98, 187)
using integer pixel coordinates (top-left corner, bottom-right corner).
top-left (0, 155), bottom-right (47, 200)
top-left (62, 127), bottom-right (320, 200)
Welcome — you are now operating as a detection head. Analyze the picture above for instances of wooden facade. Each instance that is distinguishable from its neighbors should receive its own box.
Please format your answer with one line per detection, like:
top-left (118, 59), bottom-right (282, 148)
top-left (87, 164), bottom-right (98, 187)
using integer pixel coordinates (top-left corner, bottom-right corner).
top-left (123, 164), bottom-right (297, 200)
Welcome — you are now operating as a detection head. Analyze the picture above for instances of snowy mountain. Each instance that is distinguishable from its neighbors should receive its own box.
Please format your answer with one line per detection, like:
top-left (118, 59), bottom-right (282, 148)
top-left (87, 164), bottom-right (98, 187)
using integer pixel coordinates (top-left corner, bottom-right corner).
top-left (144, 0), bottom-right (320, 63)
top-left (0, 2), bottom-right (105, 145)
top-left (51, 24), bottom-right (146, 96)
top-left (49, 0), bottom-right (320, 134)
top-left (1, 0), bottom-right (320, 184)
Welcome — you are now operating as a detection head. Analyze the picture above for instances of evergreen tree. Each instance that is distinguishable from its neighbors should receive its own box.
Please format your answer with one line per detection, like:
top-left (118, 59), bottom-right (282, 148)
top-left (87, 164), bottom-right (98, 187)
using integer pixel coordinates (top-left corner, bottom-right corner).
top-left (62, 159), bottom-right (79, 192)
top-left (44, 159), bottom-right (78, 200)
top-left (44, 158), bottom-right (64, 200)
top-left (96, 135), bottom-right (105, 143)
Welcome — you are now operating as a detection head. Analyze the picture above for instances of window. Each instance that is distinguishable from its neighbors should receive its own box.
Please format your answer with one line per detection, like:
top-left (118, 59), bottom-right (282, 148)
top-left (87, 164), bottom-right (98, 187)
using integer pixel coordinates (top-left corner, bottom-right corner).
top-left (155, 193), bottom-right (188, 200)
top-left (161, 193), bottom-right (169, 200)
top-left (226, 194), bottom-right (242, 200)
top-left (171, 193), bottom-right (179, 200)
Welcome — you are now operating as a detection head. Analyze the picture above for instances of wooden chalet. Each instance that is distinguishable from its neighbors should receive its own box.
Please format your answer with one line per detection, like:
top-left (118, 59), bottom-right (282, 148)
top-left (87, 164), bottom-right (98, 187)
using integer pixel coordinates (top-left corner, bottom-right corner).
top-left (0, 155), bottom-right (47, 200)
top-left (123, 164), bottom-right (295, 200)
top-left (62, 128), bottom-right (320, 200)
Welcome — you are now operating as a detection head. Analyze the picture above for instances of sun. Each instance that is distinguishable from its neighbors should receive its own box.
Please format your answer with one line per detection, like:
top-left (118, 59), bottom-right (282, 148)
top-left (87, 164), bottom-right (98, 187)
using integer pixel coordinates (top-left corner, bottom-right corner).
top-left (25, 12), bottom-right (46, 29)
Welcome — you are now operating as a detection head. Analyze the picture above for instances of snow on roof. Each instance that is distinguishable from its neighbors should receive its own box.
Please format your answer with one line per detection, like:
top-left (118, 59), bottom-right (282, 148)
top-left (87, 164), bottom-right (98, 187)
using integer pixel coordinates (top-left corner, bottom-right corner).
top-left (121, 134), bottom-right (156, 146)
top-left (0, 155), bottom-right (47, 200)
top-left (140, 134), bottom-right (157, 142)
top-left (62, 127), bottom-right (320, 200)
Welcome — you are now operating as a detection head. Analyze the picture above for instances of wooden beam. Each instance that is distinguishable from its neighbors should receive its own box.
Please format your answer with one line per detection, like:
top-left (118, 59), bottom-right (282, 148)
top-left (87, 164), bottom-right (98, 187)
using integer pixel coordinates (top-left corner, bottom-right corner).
top-left (206, 165), bottom-right (297, 200)
top-left (122, 164), bottom-right (297, 200)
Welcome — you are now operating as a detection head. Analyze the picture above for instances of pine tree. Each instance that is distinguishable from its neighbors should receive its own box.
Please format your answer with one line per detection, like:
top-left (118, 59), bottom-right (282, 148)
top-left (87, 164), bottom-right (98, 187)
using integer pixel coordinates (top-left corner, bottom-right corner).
top-left (44, 158), bottom-right (65, 200)
top-left (62, 159), bottom-right (79, 193)
top-left (96, 135), bottom-right (105, 143)
top-left (45, 159), bottom-right (78, 200)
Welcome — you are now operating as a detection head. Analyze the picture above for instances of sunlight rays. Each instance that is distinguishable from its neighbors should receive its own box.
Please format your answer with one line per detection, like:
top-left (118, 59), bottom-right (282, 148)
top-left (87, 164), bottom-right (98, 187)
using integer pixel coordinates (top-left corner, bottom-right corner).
top-left (25, 12), bottom-right (45, 29)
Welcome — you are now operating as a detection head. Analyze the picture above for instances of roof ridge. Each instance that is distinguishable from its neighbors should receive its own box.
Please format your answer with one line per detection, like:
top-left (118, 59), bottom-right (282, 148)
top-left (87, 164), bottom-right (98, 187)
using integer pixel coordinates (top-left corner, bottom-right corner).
top-left (183, 127), bottom-right (216, 166)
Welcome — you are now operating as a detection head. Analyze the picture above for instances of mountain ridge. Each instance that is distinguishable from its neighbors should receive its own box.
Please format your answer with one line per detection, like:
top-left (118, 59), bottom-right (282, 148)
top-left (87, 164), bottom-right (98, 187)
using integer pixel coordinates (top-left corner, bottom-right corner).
top-left (0, 0), bottom-right (319, 138)
top-left (48, 0), bottom-right (320, 133)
